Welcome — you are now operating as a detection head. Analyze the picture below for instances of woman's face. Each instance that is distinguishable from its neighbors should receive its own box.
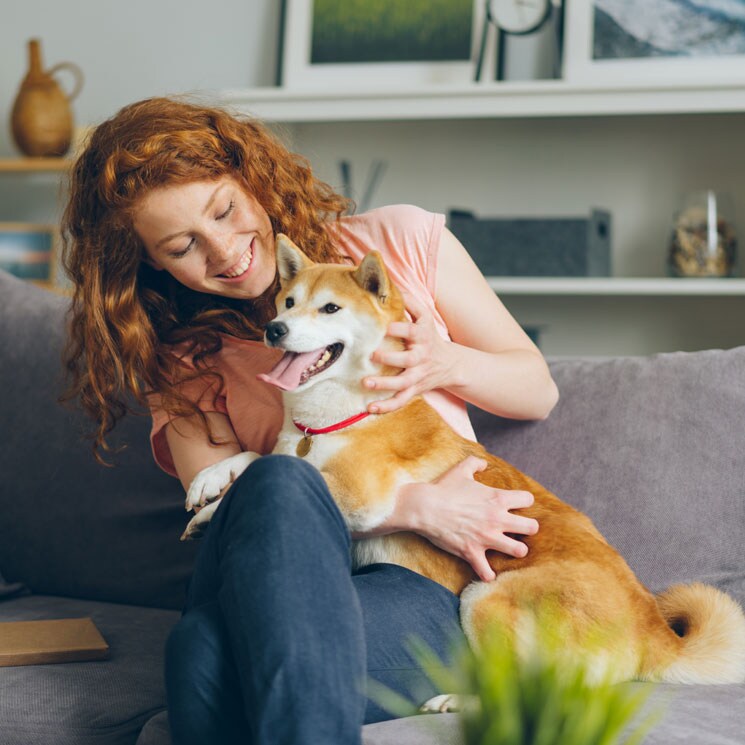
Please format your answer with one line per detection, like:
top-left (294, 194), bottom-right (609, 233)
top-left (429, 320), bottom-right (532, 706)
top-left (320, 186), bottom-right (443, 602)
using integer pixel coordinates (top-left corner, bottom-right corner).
top-left (135, 176), bottom-right (276, 299)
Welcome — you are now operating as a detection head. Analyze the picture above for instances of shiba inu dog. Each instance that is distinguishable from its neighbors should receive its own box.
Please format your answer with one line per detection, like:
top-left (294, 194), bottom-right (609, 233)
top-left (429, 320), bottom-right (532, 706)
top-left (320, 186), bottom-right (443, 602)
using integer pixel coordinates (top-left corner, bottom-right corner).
top-left (184, 234), bottom-right (745, 692)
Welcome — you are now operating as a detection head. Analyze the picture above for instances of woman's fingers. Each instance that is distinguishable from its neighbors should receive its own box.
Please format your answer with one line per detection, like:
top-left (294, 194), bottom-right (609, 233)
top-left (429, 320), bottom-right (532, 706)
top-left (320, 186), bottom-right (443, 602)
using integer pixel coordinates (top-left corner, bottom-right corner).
top-left (492, 535), bottom-right (529, 559)
top-left (501, 489), bottom-right (535, 510)
top-left (369, 348), bottom-right (419, 371)
top-left (401, 290), bottom-right (427, 321)
top-left (467, 550), bottom-right (497, 583)
top-left (368, 387), bottom-right (416, 414)
top-left (385, 321), bottom-right (418, 341)
top-left (506, 514), bottom-right (540, 536)
top-left (460, 455), bottom-right (489, 477)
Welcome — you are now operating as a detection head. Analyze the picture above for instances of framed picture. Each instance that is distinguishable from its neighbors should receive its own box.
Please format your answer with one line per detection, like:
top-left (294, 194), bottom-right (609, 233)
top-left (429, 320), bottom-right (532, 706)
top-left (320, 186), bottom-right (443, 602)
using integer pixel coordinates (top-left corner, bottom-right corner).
top-left (278, 0), bottom-right (485, 89)
top-left (0, 223), bottom-right (56, 283)
top-left (563, 0), bottom-right (745, 85)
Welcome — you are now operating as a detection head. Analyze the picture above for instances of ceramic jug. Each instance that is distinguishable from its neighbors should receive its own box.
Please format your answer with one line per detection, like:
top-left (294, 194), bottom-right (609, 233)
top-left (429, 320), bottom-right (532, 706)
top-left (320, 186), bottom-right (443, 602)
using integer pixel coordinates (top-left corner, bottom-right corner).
top-left (10, 39), bottom-right (84, 157)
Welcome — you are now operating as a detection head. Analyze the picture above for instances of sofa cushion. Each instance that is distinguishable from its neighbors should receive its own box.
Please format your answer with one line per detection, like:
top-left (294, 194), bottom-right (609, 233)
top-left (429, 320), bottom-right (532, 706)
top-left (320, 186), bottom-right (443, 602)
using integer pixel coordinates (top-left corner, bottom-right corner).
top-left (134, 707), bottom-right (466, 745)
top-left (0, 270), bottom-right (198, 609)
top-left (639, 682), bottom-right (745, 744)
top-left (135, 712), bottom-right (170, 745)
top-left (362, 714), bottom-right (461, 744)
top-left (470, 348), bottom-right (745, 608)
top-left (0, 593), bottom-right (179, 745)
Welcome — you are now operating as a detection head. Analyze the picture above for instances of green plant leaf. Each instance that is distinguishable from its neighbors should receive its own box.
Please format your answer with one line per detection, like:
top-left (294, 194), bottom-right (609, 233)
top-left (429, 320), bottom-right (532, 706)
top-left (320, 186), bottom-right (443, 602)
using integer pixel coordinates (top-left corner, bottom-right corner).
top-left (367, 616), bottom-right (667, 745)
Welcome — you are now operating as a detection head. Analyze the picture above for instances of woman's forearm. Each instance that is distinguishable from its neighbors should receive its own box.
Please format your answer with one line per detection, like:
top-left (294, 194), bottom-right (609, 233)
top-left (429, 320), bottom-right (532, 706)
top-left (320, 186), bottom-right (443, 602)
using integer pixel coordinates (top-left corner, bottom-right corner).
top-left (350, 482), bottom-right (424, 539)
top-left (443, 344), bottom-right (559, 421)
top-left (350, 459), bottom-right (539, 581)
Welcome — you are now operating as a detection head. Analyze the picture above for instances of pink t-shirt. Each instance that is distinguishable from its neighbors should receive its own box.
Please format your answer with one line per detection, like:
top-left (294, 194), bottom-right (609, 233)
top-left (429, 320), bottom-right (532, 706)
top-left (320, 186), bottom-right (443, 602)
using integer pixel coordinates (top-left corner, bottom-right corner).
top-left (149, 204), bottom-right (476, 477)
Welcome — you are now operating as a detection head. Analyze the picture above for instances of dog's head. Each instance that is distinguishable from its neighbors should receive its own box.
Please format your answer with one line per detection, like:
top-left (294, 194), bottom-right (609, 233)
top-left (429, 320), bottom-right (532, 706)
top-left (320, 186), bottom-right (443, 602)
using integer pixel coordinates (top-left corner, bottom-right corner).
top-left (257, 234), bottom-right (406, 393)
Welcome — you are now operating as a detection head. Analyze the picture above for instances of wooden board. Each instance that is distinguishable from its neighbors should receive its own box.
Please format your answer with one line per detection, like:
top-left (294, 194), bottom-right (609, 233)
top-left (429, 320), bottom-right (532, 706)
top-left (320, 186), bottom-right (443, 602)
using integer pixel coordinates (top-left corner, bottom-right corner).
top-left (0, 617), bottom-right (109, 666)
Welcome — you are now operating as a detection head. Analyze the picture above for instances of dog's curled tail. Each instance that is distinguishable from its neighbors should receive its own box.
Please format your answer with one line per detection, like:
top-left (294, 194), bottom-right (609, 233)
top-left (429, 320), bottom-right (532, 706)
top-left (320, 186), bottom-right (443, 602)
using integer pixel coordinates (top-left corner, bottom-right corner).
top-left (646, 582), bottom-right (745, 684)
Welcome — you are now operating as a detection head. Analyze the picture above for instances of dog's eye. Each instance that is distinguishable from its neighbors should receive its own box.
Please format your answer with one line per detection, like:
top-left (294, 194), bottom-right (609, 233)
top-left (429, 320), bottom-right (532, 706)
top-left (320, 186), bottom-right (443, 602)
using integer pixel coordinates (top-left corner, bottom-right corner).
top-left (320, 303), bottom-right (340, 314)
top-left (285, 297), bottom-right (294, 309)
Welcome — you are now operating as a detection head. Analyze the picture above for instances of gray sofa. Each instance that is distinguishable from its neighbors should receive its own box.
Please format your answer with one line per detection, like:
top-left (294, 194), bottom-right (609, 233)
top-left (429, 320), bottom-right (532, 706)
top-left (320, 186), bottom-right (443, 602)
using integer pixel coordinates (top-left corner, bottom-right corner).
top-left (1, 267), bottom-right (743, 745)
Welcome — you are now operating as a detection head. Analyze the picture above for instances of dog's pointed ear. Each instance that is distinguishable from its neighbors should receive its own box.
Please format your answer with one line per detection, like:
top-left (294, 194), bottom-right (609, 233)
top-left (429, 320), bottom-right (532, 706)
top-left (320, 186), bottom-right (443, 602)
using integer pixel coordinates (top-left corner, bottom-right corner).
top-left (353, 251), bottom-right (390, 303)
top-left (275, 234), bottom-right (313, 284)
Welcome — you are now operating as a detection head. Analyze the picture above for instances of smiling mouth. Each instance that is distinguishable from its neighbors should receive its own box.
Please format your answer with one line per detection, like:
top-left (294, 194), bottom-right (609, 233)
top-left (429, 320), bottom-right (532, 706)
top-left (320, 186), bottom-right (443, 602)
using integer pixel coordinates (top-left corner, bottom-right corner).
top-left (257, 343), bottom-right (344, 391)
top-left (219, 241), bottom-right (254, 279)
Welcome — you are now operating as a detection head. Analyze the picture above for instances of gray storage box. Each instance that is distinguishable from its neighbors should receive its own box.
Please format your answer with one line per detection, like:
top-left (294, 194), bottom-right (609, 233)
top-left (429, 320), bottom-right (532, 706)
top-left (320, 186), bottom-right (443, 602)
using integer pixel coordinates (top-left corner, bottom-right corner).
top-left (448, 209), bottom-right (612, 277)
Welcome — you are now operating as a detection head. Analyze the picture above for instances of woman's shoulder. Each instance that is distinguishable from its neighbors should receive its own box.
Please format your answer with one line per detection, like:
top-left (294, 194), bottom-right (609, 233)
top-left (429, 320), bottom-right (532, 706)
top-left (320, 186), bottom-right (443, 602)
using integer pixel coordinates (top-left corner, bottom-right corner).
top-left (341, 203), bottom-right (440, 233)
top-left (335, 204), bottom-right (446, 298)
top-left (338, 204), bottom-right (444, 260)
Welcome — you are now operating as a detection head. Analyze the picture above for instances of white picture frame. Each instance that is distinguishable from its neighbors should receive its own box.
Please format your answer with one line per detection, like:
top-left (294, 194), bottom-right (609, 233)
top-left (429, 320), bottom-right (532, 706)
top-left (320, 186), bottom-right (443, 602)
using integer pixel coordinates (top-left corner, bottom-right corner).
top-left (279, 0), bottom-right (486, 91)
top-left (563, 0), bottom-right (745, 86)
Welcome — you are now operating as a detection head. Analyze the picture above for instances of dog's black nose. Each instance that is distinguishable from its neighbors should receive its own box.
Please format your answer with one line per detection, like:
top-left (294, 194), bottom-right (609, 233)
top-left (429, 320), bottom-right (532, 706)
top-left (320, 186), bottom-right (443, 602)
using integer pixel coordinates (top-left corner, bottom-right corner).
top-left (265, 321), bottom-right (289, 344)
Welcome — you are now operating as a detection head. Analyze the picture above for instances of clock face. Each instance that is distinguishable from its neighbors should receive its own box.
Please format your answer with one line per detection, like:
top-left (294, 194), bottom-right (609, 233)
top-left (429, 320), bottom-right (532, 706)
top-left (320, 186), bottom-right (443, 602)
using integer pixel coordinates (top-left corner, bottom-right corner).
top-left (488, 0), bottom-right (552, 35)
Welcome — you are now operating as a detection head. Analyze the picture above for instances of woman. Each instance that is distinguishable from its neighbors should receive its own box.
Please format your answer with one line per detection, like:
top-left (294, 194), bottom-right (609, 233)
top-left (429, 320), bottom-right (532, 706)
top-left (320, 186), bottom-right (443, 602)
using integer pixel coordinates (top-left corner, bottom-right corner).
top-left (62, 96), bottom-right (558, 745)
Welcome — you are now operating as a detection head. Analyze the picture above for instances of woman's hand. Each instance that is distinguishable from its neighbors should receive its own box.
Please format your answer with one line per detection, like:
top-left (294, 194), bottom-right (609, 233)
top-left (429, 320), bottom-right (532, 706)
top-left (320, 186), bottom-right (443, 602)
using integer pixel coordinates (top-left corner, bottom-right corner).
top-left (401, 456), bottom-right (539, 582)
top-left (364, 292), bottom-right (458, 414)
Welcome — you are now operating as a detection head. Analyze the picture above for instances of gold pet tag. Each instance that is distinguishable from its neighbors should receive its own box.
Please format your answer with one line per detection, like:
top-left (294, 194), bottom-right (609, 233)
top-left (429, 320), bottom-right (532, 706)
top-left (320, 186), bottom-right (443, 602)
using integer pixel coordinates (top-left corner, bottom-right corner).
top-left (296, 435), bottom-right (312, 458)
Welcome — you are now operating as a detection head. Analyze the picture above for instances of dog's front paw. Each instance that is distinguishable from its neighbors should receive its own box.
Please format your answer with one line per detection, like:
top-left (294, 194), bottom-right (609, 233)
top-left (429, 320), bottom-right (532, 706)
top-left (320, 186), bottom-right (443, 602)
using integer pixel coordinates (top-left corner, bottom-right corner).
top-left (185, 452), bottom-right (259, 512)
top-left (181, 499), bottom-right (222, 541)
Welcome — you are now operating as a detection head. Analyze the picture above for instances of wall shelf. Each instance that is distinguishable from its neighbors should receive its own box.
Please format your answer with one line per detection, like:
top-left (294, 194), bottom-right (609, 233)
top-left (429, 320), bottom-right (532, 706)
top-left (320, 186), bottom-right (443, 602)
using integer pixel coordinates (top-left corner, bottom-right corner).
top-left (0, 158), bottom-right (72, 173)
top-left (219, 80), bottom-right (745, 123)
top-left (216, 81), bottom-right (745, 354)
top-left (487, 277), bottom-right (745, 296)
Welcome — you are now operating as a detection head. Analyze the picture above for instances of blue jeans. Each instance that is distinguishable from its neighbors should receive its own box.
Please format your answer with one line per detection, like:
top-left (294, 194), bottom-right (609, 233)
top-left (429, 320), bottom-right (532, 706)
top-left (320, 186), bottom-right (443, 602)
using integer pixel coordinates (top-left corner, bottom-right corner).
top-left (164, 455), bottom-right (465, 745)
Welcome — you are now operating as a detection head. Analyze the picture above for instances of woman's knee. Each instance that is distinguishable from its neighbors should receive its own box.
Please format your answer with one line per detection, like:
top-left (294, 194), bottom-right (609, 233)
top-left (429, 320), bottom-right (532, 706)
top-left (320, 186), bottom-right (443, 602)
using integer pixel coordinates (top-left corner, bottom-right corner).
top-left (221, 454), bottom-right (345, 531)
top-left (238, 454), bottom-right (324, 494)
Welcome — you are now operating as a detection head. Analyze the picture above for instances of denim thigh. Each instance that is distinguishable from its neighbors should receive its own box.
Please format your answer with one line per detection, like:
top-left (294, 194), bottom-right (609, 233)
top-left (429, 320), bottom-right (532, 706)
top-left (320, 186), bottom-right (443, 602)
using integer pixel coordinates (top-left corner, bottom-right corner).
top-left (353, 562), bottom-right (465, 723)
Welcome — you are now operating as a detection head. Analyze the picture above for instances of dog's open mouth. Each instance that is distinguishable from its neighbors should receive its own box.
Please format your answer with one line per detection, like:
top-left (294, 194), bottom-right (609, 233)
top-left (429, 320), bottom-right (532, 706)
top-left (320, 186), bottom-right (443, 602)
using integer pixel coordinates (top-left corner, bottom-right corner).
top-left (257, 343), bottom-right (344, 391)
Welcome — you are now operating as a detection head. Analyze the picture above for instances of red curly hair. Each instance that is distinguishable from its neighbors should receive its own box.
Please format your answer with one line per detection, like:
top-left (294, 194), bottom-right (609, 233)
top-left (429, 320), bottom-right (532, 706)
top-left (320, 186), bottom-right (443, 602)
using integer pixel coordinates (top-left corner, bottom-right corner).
top-left (61, 96), bottom-right (351, 461)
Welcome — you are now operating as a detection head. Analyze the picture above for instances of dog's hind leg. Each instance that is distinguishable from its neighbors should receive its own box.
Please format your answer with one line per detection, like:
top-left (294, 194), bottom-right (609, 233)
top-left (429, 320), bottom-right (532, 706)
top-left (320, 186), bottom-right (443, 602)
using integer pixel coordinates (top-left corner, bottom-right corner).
top-left (459, 573), bottom-right (525, 654)
top-left (419, 575), bottom-right (527, 716)
top-left (460, 566), bottom-right (640, 684)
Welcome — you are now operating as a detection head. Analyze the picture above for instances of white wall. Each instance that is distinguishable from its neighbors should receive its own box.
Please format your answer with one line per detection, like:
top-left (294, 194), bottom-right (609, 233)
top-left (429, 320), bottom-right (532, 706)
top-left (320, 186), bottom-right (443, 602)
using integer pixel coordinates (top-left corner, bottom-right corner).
top-left (0, 0), bottom-right (280, 221)
top-left (1, 0), bottom-right (279, 147)
top-left (3, 2), bottom-right (744, 355)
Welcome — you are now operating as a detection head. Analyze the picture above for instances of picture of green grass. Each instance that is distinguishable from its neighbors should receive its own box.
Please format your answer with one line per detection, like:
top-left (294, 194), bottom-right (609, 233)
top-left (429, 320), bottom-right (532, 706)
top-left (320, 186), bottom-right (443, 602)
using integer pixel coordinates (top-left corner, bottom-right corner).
top-left (310, 0), bottom-right (474, 64)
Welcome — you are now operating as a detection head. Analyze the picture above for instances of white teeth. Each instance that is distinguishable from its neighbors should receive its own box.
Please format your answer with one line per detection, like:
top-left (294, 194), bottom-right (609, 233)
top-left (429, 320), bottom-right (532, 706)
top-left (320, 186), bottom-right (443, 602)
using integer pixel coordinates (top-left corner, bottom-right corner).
top-left (307, 349), bottom-right (332, 372)
top-left (221, 247), bottom-right (253, 278)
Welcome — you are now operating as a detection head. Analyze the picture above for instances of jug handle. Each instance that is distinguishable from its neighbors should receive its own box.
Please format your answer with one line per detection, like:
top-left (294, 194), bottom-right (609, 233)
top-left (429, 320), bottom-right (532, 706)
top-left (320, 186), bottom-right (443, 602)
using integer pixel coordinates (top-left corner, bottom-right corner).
top-left (47, 61), bottom-right (84, 102)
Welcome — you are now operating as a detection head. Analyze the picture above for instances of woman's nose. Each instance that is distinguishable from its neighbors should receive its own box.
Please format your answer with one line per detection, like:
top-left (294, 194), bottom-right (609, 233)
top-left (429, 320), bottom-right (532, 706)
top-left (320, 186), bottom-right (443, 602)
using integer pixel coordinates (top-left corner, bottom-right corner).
top-left (205, 234), bottom-right (233, 265)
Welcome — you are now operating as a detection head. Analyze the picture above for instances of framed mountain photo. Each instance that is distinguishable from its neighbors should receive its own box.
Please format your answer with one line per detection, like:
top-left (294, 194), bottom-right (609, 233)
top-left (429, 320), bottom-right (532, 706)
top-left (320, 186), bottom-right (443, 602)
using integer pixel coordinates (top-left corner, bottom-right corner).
top-left (564, 0), bottom-right (745, 85)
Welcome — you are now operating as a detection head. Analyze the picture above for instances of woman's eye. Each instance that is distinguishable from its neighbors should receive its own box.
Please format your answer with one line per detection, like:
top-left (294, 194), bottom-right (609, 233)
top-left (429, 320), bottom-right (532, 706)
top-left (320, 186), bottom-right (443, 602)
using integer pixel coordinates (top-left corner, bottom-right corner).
top-left (321, 303), bottom-right (340, 314)
top-left (216, 200), bottom-right (235, 220)
top-left (285, 297), bottom-right (294, 308)
top-left (170, 238), bottom-right (195, 258)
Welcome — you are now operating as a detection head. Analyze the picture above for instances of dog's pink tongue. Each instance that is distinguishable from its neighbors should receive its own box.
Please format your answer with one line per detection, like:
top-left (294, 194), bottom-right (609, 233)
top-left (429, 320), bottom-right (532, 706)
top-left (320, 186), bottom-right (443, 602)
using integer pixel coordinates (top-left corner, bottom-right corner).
top-left (257, 349), bottom-right (324, 391)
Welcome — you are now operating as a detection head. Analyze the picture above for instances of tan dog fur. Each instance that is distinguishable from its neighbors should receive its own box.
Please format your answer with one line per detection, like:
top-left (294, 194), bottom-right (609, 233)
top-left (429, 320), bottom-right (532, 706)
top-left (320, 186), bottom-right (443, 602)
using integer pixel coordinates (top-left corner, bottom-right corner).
top-left (188, 234), bottom-right (745, 687)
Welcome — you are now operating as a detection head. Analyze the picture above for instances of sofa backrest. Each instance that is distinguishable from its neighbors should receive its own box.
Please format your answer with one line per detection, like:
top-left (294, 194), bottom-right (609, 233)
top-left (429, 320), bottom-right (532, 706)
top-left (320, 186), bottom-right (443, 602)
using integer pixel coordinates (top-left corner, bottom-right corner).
top-left (471, 349), bottom-right (745, 609)
top-left (3, 268), bottom-right (743, 612)
top-left (0, 271), bottom-right (198, 609)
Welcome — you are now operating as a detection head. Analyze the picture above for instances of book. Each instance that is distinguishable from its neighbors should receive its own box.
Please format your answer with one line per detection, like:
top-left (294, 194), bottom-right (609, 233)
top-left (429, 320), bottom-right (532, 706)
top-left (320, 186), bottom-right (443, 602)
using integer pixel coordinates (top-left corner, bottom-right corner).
top-left (0, 617), bottom-right (109, 666)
